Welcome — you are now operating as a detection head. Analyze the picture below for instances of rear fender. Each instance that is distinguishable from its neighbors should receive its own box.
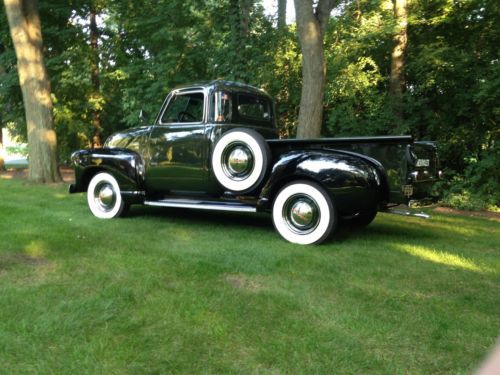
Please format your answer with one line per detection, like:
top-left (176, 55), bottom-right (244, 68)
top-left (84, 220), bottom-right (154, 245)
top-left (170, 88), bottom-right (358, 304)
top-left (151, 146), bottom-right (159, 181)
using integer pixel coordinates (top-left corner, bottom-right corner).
top-left (70, 148), bottom-right (145, 195)
top-left (259, 150), bottom-right (385, 215)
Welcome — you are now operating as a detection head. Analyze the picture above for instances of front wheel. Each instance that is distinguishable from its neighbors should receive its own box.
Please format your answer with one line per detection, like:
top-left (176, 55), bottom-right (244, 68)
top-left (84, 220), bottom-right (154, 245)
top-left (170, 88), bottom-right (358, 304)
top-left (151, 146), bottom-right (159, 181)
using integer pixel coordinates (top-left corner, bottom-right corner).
top-left (87, 172), bottom-right (128, 219)
top-left (272, 181), bottom-right (336, 245)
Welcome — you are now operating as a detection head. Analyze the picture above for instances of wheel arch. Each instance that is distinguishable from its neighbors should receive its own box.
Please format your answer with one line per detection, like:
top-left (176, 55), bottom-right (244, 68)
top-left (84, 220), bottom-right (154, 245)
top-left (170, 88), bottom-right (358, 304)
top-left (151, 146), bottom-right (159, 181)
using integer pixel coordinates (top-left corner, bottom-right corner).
top-left (80, 166), bottom-right (107, 192)
top-left (71, 148), bottom-right (145, 194)
top-left (260, 150), bottom-right (383, 215)
top-left (261, 173), bottom-right (332, 210)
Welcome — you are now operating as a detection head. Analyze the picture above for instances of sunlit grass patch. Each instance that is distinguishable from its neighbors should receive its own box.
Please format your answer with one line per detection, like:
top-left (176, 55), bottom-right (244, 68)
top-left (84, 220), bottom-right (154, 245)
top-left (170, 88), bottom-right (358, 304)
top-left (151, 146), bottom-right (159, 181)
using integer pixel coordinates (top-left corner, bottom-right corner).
top-left (394, 244), bottom-right (495, 274)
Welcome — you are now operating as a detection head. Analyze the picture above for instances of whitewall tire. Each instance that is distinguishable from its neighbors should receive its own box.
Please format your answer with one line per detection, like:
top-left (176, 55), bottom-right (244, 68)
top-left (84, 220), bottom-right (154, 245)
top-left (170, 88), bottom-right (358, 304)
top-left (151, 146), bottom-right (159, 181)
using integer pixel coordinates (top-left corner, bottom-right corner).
top-left (87, 172), bottom-right (127, 219)
top-left (272, 181), bottom-right (336, 245)
top-left (211, 128), bottom-right (270, 193)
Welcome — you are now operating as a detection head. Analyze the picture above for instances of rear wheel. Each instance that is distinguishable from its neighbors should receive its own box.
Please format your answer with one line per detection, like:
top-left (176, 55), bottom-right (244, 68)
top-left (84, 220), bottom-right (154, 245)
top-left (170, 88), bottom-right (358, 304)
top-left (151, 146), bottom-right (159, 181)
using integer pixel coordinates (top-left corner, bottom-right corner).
top-left (87, 172), bottom-right (128, 219)
top-left (272, 181), bottom-right (336, 245)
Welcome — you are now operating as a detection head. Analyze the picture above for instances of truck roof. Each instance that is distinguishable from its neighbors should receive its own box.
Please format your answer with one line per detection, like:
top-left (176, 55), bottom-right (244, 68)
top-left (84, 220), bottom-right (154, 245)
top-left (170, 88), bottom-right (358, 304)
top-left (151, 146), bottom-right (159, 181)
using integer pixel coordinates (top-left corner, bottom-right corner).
top-left (173, 80), bottom-right (272, 99)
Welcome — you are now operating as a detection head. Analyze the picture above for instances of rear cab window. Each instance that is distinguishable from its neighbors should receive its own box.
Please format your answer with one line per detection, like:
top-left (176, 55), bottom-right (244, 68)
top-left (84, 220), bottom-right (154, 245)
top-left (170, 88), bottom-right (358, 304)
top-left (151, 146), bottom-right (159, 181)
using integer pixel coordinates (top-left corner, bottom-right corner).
top-left (235, 93), bottom-right (273, 127)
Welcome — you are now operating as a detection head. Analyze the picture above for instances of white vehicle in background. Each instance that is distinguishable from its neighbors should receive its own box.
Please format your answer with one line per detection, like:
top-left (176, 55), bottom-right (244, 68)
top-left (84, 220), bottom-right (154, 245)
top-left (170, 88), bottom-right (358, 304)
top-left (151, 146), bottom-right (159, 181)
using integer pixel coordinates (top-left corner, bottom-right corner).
top-left (1, 128), bottom-right (28, 169)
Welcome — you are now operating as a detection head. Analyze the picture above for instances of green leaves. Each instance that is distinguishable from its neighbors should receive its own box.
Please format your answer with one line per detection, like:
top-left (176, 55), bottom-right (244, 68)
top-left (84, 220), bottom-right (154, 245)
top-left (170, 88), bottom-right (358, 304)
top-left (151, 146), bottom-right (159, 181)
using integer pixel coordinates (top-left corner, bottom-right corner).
top-left (0, 0), bottom-right (497, 206)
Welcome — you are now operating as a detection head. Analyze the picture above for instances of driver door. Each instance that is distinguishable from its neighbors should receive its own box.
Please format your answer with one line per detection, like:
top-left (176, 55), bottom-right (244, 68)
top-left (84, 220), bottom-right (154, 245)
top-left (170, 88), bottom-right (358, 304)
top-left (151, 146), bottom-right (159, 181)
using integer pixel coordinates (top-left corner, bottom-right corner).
top-left (146, 89), bottom-right (209, 194)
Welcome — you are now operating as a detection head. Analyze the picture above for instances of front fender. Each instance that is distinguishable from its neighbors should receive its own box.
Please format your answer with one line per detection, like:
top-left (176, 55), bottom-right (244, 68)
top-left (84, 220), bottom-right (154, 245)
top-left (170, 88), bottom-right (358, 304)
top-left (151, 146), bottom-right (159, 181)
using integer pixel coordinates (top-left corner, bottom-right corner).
top-left (70, 148), bottom-right (145, 194)
top-left (260, 150), bottom-right (384, 215)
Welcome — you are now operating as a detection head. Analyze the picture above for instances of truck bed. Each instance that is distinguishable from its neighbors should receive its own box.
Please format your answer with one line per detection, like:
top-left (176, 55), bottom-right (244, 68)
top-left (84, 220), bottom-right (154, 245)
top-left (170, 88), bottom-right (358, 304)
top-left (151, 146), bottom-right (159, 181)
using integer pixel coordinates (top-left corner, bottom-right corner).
top-left (267, 135), bottom-right (416, 204)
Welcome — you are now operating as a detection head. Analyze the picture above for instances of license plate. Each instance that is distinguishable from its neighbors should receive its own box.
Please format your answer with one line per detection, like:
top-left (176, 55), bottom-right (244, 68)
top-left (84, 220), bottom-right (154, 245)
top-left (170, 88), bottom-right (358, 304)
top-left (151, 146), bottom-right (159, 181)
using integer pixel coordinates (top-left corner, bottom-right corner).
top-left (403, 185), bottom-right (413, 197)
top-left (416, 159), bottom-right (430, 167)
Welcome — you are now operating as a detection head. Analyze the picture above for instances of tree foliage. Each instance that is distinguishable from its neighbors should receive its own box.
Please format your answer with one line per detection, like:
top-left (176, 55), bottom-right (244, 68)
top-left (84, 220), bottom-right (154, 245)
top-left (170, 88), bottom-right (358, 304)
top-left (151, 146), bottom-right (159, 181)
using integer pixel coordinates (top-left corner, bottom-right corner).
top-left (0, 0), bottom-right (497, 206)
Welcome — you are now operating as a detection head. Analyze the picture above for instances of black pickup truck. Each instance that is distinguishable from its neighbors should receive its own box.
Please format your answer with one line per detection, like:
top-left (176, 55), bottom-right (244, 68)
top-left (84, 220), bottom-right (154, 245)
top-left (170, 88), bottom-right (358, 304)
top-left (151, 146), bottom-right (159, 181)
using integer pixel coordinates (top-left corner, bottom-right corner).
top-left (70, 80), bottom-right (440, 245)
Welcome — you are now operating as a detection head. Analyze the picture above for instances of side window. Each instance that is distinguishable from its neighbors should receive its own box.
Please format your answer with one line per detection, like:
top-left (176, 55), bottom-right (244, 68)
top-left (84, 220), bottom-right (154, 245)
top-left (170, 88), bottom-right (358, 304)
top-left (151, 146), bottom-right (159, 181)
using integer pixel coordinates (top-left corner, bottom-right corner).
top-left (214, 91), bottom-right (232, 123)
top-left (161, 92), bottom-right (204, 123)
top-left (237, 94), bottom-right (271, 123)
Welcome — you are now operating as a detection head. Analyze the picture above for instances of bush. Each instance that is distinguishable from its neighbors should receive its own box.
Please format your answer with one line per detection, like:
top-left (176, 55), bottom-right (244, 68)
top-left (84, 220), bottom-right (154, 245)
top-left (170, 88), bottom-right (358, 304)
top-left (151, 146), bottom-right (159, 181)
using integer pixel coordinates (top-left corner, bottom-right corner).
top-left (439, 148), bottom-right (500, 212)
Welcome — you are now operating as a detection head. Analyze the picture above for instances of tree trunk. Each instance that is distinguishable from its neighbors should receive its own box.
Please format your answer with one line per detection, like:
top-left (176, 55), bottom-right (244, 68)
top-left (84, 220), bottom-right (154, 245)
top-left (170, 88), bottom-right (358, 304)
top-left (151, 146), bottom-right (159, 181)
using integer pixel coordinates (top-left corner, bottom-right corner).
top-left (3, 0), bottom-right (61, 182)
top-left (389, 0), bottom-right (408, 122)
top-left (278, 0), bottom-right (287, 29)
top-left (90, 9), bottom-right (102, 148)
top-left (0, 126), bottom-right (4, 171)
top-left (0, 50), bottom-right (5, 171)
top-left (239, 0), bottom-right (252, 37)
top-left (293, 0), bottom-right (337, 138)
top-left (229, 0), bottom-right (253, 82)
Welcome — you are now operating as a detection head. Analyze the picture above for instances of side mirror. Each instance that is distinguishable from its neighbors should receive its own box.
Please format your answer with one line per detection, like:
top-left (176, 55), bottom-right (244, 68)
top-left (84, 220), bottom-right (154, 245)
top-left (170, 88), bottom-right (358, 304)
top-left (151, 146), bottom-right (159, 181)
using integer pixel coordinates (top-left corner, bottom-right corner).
top-left (139, 109), bottom-right (149, 124)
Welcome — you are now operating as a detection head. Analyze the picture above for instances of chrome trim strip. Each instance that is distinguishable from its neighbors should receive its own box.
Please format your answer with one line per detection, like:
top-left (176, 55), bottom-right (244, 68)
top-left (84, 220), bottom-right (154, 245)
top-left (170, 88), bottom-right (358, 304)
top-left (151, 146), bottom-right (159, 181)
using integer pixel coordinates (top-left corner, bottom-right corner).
top-left (144, 199), bottom-right (257, 213)
top-left (121, 191), bottom-right (146, 196)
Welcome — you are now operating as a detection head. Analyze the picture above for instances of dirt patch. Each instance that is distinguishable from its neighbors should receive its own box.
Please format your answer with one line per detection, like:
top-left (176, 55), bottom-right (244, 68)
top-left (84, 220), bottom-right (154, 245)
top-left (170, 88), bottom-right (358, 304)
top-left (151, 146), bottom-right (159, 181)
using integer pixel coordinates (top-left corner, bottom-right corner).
top-left (224, 274), bottom-right (267, 292)
top-left (433, 206), bottom-right (500, 221)
top-left (0, 253), bottom-right (49, 271)
top-left (385, 204), bottom-right (499, 221)
top-left (0, 167), bottom-right (74, 183)
top-left (0, 253), bottom-right (56, 284)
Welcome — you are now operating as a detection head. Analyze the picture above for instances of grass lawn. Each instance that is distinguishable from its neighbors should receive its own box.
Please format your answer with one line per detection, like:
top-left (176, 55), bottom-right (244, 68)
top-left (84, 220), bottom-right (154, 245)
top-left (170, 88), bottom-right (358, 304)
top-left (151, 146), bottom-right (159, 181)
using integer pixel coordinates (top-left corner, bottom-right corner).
top-left (1, 176), bottom-right (499, 374)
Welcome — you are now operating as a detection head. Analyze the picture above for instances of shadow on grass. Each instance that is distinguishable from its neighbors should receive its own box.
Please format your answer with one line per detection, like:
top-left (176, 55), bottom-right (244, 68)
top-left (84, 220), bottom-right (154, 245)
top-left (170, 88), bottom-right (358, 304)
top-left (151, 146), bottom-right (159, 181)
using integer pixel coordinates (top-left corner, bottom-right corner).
top-left (125, 205), bottom-right (390, 244)
top-left (123, 205), bottom-right (490, 245)
top-left (126, 205), bottom-right (273, 229)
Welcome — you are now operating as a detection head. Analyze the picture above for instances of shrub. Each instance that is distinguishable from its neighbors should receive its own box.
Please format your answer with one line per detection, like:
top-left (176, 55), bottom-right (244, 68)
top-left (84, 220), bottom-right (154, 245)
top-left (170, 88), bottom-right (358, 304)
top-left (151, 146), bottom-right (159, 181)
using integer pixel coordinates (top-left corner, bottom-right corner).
top-left (439, 148), bottom-right (500, 212)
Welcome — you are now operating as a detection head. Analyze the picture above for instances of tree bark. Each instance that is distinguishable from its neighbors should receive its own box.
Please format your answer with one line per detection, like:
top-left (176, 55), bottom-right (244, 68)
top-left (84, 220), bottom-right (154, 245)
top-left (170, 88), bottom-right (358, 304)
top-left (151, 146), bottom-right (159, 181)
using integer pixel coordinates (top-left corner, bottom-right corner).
top-left (90, 8), bottom-right (102, 148)
top-left (0, 126), bottom-right (4, 171)
top-left (389, 0), bottom-right (408, 122)
top-left (293, 0), bottom-right (337, 138)
top-left (239, 0), bottom-right (252, 37)
top-left (3, 0), bottom-right (61, 182)
top-left (0, 47), bottom-right (5, 171)
top-left (229, 0), bottom-right (253, 82)
top-left (278, 0), bottom-right (287, 29)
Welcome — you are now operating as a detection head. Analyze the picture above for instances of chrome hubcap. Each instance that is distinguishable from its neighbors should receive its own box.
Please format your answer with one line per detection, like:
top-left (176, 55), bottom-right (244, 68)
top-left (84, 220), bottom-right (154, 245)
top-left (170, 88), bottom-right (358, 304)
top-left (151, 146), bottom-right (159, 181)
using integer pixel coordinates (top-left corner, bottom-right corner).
top-left (283, 195), bottom-right (320, 234)
top-left (222, 143), bottom-right (254, 180)
top-left (228, 147), bottom-right (251, 174)
top-left (94, 183), bottom-right (116, 211)
top-left (290, 200), bottom-right (315, 227)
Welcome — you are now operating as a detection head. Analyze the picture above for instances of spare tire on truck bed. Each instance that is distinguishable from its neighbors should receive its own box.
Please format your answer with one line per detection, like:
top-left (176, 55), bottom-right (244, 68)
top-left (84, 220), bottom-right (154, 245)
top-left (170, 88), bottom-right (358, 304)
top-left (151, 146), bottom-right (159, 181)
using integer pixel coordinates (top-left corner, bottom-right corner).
top-left (211, 128), bottom-right (271, 193)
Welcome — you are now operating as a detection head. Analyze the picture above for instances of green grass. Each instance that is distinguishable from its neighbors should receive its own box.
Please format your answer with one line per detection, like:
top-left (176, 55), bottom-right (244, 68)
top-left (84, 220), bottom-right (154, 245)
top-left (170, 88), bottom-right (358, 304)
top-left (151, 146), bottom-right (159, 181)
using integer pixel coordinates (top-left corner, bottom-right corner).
top-left (1, 177), bottom-right (499, 374)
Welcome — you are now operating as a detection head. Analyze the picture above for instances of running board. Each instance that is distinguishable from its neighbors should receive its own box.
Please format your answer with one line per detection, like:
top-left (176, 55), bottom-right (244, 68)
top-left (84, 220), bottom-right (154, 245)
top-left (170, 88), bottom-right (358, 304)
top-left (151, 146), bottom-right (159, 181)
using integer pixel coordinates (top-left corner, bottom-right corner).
top-left (144, 198), bottom-right (257, 213)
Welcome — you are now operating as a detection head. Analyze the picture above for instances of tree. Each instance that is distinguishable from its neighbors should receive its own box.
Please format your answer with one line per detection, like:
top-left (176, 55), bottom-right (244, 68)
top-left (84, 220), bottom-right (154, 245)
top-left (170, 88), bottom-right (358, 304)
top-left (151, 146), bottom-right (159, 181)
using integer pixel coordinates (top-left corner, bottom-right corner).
top-left (389, 0), bottom-right (408, 123)
top-left (0, 123), bottom-right (4, 171)
top-left (293, 0), bottom-right (338, 138)
top-left (3, 0), bottom-right (60, 182)
top-left (0, 42), bottom-right (4, 170)
top-left (89, 5), bottom-right (102, 148)
top-left (228, 0), bottom-right (254, 82)
top-left (278, 0), bottom-right (286, 29)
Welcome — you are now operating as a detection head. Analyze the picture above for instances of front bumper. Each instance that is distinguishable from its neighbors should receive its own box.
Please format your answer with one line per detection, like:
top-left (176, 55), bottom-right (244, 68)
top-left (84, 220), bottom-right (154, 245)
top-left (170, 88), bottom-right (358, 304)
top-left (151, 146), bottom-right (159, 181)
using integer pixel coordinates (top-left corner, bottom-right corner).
top-left (68, 183), bottom-right (79, 194)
